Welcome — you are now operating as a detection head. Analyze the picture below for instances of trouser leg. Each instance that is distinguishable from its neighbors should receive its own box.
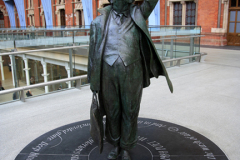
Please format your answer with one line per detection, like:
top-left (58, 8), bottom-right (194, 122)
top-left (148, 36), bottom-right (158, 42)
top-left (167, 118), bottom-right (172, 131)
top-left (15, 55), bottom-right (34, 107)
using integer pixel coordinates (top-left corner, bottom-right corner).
top-left (119, 59), bottom-right (143, 150)
top-left (101, 58), bottom-right (143, 149)
top-left (101, 60), bottom-right (121, 146)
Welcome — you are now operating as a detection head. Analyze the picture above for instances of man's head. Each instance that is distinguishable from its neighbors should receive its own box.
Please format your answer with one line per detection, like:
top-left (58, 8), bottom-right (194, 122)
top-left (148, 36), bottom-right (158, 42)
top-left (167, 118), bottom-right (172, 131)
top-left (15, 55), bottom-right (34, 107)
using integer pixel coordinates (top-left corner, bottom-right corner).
top-left (109, 0), bottom-right (134, 13)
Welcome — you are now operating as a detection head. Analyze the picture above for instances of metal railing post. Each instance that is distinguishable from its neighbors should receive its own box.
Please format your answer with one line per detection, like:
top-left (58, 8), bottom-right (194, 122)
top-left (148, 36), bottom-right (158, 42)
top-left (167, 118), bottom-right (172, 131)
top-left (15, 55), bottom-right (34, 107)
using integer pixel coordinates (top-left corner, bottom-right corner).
top-left (76, 79), bottom-right (81, 90)
top-left (20, 90), bottom-right (25, 102)
top-left (72, 30), bottom-right (75, 44)
top-left (190, 37), bottom-right (194, 62)
top-left (162, 36), bottom-right (165, 60)
top-left (170, 36), bottom-right (174, 66)
top-left (69, 47), bottom-right (73, 87)
top-left (176, 59), bottom-right (181, 67)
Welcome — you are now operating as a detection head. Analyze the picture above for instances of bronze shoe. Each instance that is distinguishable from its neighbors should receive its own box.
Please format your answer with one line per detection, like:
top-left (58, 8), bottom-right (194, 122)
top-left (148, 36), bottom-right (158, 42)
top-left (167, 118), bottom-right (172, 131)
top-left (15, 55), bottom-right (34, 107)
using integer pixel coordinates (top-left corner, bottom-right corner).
top-left (121, 150), bottom-right (131, 160)
top-left (108, 146), bottom-right (121, 159)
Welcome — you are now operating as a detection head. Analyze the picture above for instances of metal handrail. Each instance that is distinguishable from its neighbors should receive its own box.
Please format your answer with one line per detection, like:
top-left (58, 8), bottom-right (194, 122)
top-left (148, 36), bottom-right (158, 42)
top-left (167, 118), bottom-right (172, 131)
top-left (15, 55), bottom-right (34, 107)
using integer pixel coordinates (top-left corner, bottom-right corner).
top-left (0, 45), bottom-right (89, 56)
top-left (148, 25), bottom-right (201, 28)
top-left (0, 29), bottom-right (90, 35)
top-left (152, 35), bottom-right (205, 41)
top-left (157, 49), bottom-right (200, 57)
top-left (162, 53), bottom-right (207, 62)
top-left (0, 26), bottom-right (201, 35)
top-left (0, 75), bottom-right (87, 102)
top-left (162, 52), bottom-right (207, 67)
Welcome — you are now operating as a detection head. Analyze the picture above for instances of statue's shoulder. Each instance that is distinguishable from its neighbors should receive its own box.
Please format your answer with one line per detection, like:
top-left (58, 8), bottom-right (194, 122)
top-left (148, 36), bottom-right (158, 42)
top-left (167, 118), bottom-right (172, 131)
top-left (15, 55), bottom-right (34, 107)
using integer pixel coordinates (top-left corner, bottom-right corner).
top-left (92, 5), bottom-right (111, 26)
top-left (91, 16), bottom-right (102, 25)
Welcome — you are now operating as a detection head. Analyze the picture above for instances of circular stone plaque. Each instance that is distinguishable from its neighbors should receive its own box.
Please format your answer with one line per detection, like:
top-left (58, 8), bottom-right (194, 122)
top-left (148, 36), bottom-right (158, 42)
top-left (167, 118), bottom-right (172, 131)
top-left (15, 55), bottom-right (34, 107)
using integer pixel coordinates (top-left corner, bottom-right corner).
top-left (15, 118), bottom-right (228, 160)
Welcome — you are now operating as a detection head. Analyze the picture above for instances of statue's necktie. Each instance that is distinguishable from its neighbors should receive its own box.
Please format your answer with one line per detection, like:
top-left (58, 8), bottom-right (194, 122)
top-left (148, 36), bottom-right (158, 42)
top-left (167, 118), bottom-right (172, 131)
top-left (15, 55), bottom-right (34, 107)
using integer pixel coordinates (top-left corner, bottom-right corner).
top-left (115, 14), bottom-right (124, 25)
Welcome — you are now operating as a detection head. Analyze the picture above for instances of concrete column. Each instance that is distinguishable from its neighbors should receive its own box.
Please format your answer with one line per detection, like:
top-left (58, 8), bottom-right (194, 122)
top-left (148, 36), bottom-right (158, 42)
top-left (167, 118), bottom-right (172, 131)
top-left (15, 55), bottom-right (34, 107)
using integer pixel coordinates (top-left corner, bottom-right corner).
top-left (0, 56), bottom-right (5, 80)
top-left (9, 55), bottom-right (15, 86)
top-left (23, 55), bottom-right (31, 86)
top-left (41, 58), bottom-right (49, 93)
top-left (181, 1), bottom-right (186, 26)
top-left (65, 63), bottom-right (71, 88)
top-left (21, 58), bottom-right (25, 78)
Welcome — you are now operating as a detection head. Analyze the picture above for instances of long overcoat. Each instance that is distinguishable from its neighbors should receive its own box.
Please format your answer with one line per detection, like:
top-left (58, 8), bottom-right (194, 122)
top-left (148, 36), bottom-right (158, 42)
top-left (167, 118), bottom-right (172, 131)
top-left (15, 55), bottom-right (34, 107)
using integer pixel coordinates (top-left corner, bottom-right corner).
top-left (88, 0), bottom-right (173, 93)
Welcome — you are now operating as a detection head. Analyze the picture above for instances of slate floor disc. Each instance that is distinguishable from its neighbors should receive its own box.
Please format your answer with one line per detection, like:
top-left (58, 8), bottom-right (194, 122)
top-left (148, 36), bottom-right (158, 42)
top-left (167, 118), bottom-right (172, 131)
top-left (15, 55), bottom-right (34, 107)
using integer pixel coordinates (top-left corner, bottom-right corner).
top-left (15, 118), bottom-right (228, 160)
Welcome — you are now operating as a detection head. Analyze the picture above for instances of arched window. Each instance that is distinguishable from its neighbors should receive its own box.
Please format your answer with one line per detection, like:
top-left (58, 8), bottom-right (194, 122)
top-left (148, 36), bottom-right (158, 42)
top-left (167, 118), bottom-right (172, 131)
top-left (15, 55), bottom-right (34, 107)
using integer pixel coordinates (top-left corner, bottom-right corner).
top-left (169, 0), bottom-right (197, 26)
top-left (186, 1), bottom-right (196, 25)
top-left (173, 2), bottom-right (182, 25)
top-left (60, 9), bottom-right (66, 26)
top-left (77, 10), bottom-right (82, 26)
top-left (0, 11), bottom-right (4, 28)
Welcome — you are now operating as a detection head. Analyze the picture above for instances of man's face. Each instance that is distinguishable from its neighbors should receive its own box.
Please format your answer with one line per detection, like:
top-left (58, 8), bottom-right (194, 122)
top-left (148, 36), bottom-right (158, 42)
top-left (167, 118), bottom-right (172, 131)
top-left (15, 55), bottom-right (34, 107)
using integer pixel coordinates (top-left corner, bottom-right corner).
top-left (112, 0), bottom-right (128, 6)
top-left (112, 0), bottom-right (131, 12)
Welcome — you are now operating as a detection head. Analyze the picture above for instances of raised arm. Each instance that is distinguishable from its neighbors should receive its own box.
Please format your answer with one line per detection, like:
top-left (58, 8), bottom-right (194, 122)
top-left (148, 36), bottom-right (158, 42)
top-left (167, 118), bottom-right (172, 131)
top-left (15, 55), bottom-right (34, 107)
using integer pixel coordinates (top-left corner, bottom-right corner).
top-left (140, 0), bottom-right (159, 20)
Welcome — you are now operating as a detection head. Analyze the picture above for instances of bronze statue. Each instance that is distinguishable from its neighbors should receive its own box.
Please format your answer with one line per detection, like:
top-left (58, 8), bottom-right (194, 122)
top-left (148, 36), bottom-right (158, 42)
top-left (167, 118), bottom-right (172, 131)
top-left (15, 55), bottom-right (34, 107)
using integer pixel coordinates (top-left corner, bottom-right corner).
top-left (88, 0), bottom-right (173, 159)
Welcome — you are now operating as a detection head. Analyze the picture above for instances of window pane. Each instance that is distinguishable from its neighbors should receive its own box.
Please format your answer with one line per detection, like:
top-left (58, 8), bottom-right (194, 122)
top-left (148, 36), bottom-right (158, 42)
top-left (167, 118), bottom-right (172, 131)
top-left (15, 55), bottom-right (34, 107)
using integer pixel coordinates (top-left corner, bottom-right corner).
top-left (237, 11), bottom-right (240, 21)
top-left (231, 0), bottom-right (236, 7)
top-left (192, 3), bottom-right (196, 9)
top-left (236, 23), bottom-right (240, 33)
top-left (230, 11), bottom-right (236, 21)
top-left (229, 22), bottom-right (235, 33)
top-left (175, 5), bottom-right (178, 10)
top-left (191, 17), bottom-right (195, 23)
top-left (192, 10), bottom-right (195, 16)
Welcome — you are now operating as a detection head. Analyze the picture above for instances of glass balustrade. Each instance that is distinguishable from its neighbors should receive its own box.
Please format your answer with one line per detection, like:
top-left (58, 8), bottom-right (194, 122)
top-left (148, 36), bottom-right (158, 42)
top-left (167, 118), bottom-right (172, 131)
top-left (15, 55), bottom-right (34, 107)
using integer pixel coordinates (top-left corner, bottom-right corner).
top-left (0, 25), bottom-right (202, 104)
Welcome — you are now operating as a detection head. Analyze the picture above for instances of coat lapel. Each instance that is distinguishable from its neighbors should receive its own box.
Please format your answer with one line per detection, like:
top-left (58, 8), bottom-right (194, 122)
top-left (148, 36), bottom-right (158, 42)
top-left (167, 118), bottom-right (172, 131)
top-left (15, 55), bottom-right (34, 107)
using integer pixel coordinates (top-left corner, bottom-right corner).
top-left (97, 6), bottom-right (112, 55)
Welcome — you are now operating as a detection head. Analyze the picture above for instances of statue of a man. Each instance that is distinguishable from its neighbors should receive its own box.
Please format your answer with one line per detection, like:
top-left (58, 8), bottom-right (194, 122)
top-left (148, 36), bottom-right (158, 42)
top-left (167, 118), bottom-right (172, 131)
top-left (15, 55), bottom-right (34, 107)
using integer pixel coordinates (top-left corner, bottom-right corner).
top-left (88, 0), bottom-right (173, 159)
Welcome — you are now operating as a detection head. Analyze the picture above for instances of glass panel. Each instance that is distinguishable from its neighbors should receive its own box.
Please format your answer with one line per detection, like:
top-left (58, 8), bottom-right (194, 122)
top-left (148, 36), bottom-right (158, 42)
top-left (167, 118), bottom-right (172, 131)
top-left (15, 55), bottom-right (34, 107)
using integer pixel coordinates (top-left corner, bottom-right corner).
top-left (236, 23), bottom-right (240, 33)
top-left (175, 4), bottom-right (178, 10)
top-left (237, 11), bottom-right (240, 21)
top-left (191, 17), bottom-right (195, 23)
top-left (229, 22), bottom-right (235, 33)
top-left (192, 10), bottom-right (195, 16)
top-left (231, 0), bottom-right (236, 7)
top-left (192, 3), bottom-right (196, 9)
top-left (230, 11), bottom-right (236, 21)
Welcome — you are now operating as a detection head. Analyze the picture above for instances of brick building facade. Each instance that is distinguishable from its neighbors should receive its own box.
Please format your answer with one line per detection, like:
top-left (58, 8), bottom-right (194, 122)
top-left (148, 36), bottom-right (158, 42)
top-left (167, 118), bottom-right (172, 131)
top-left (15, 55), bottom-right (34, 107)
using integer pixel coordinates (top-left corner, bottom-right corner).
top-left (0, 0), bottom-right (239, 46)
